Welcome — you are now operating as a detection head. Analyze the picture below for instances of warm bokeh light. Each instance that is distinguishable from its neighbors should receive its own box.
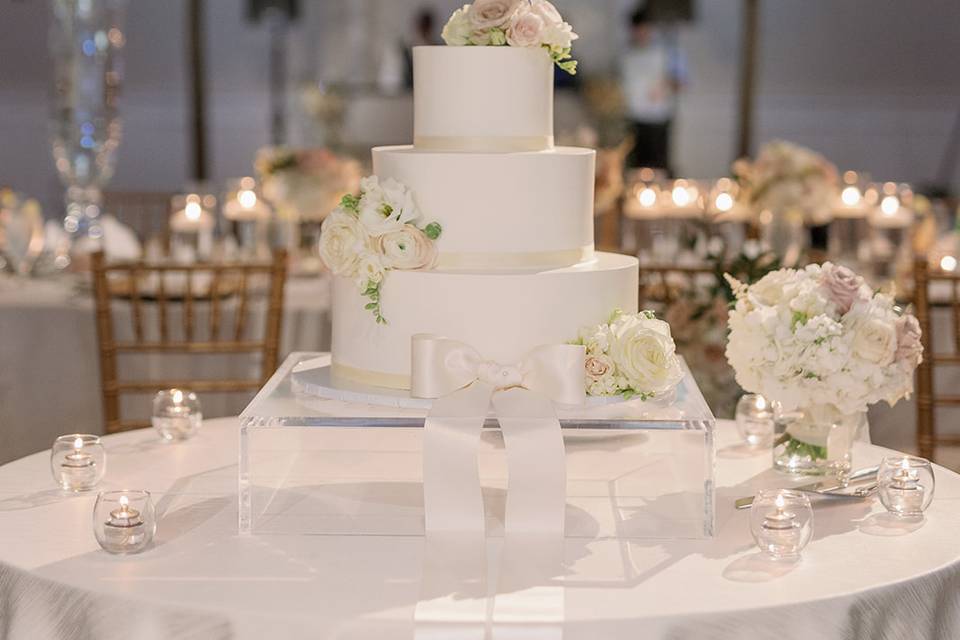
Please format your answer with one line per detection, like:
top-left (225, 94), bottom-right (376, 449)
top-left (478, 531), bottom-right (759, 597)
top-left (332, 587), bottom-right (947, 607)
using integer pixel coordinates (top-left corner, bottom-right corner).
top-left (638, 187), bottom-right (657, 207)
top-left (841, 186), bottom-right (862, 206)
top-left (238, 189), bottom-right (257, 208)
top-left (672, 185), bottom-right (691, 207)
top-left (715, 192), bottom-right (734, 212)
top-left (942, 256), bottom-right (958, 272)
top-left (880, 195), bottom-right (899, 216)
top-left (184, 201), bottom-right (202, 220)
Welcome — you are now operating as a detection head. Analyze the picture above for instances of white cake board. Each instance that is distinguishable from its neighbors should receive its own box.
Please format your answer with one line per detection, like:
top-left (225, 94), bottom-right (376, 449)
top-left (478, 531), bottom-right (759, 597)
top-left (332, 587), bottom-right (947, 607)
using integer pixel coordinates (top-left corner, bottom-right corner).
top-left (290, 355), bottom-right (628, 411)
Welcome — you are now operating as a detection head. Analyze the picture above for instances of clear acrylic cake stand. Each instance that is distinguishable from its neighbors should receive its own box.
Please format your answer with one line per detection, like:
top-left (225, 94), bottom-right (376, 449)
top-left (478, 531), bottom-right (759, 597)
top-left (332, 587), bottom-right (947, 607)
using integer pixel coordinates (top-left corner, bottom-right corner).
top-left (239, 352), bottom-right (716, 539)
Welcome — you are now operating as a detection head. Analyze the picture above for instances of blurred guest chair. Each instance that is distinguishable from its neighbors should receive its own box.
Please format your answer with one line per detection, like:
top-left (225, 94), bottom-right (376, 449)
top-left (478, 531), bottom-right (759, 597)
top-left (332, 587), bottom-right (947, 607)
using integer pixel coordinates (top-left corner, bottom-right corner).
top-left (103, 190), bottom-right (174, 246)
top-left (914, 257), bottom-right (960, 461)
top-left (91, 249), bottom-right (287, 433)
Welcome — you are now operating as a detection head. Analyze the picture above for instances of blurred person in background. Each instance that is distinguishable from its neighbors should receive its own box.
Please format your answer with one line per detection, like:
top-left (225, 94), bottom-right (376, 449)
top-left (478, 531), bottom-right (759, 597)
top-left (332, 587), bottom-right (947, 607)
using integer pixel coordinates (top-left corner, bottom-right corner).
top-left (404, 7), bottom-right (440, 90)
top-left (619, 3), bottom-right (688, 175)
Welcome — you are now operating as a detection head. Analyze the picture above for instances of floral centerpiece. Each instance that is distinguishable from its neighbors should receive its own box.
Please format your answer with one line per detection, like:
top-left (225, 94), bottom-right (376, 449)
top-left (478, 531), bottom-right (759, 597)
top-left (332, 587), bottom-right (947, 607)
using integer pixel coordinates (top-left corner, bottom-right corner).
top-left (573, 310), bottom-right (684, 399)
top-left (255, 147), bottom-right (361, 222)
top-left (733, 140), bottom-right (838, 265)
top-left (725, 262), bottom-right (923, 475)
top-left (319, 176), bottom-right (442, 324)
top-left (442, 0), bottom-right (579, 75)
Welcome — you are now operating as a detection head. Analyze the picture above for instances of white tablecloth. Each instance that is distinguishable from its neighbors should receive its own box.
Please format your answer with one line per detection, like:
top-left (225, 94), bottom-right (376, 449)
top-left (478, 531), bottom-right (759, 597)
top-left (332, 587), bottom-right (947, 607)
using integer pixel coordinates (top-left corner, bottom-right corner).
top-left (0, 275), bottom-right (331, 465)
top-left (0, 417), bottom-right (958, 639)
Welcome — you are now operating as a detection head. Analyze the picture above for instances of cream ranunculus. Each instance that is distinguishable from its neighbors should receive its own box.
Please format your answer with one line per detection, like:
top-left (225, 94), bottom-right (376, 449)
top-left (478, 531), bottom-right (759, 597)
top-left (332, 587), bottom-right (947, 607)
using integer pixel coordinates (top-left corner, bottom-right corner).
top-left (377, 226), bottom-right (437, 270)
top-left (851, 316), bottom-right (897, 365)
top-left (441, 5), bottom-right (473, 45)
top-left (468, 0), bottom-right (522, 29)
top-left (506, 6), bottom-right (545, 47)
top-left (609, 317), bottom-right (684, 395)
top-left (318, 209), bottom-right (367, 277)
top-left (358, 177), bottom-right (420, 237)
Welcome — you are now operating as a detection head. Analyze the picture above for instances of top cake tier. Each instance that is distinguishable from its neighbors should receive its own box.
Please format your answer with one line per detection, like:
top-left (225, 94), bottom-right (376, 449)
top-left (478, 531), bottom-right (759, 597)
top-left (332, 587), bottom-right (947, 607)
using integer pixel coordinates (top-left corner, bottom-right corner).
top-left (413, 46), bottom-right (553, 153)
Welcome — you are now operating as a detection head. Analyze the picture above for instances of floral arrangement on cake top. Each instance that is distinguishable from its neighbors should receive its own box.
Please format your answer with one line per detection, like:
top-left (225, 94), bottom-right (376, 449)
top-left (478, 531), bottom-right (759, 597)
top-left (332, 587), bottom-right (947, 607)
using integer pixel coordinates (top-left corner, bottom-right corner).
top-left (319, 176), bottom-right (442, 324)
top-left (255, 147), bottom-right (362, 222)
top-left (725, 262), bottom-right (922, 418)
top-left (442, 0), bottom-right (579, 75)
top-left (732, 140), bottom-right (838, 225)
top-left (573, 310), bottom-right (684, 399)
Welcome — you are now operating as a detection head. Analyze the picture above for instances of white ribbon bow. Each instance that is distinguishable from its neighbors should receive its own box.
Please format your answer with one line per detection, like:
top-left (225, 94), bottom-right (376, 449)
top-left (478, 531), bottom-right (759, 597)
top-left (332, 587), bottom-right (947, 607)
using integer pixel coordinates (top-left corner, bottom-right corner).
top-left (411, 334), bottom-right (585, 536)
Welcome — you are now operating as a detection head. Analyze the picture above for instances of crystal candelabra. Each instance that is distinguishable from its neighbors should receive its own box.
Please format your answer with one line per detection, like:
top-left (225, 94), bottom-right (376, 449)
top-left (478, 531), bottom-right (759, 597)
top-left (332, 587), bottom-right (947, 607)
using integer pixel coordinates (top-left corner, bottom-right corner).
top-left (49, 0), bottom-right (127, 251)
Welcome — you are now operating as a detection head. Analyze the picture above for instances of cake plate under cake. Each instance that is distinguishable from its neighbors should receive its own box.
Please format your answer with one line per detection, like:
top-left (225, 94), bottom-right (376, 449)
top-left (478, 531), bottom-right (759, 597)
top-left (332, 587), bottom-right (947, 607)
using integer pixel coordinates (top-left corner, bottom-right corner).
top-left (239, 352), bottom-right (716, 539)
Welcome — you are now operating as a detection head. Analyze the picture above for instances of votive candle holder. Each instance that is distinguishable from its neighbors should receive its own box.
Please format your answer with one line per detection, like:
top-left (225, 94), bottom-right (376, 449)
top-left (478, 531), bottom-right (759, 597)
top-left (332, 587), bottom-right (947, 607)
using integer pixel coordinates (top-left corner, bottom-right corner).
top-left (50, 434), bottom-right (105, 492)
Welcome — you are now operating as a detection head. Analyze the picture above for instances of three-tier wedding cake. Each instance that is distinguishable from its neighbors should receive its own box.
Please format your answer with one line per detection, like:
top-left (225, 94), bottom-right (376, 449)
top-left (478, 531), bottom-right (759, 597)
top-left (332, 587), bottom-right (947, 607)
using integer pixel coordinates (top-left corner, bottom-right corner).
top-left (322, 5), bottom-right (640, 392)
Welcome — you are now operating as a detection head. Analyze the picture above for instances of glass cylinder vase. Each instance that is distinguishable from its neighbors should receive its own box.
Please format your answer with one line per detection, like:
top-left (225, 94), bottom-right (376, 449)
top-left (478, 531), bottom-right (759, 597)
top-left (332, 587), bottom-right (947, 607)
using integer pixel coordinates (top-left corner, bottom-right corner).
top-left (772, 405), bottom-right (864, 476)
top-left (759, 207), bottom-right (806, 267)
top-left (49, 0), bottom-right (127, 252)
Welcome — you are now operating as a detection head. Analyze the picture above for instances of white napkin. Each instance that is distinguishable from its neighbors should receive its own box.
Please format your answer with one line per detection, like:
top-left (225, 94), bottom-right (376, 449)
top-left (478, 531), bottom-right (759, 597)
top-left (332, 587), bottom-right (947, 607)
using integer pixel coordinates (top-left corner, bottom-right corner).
top-left (100, 215), bottom-right (142, 260)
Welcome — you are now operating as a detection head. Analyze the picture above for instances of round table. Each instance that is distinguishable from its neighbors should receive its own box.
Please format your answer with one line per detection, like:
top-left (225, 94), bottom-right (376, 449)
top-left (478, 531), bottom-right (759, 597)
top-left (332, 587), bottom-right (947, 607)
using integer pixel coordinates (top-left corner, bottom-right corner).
top-left (1, 418), bottom-right (958, 640)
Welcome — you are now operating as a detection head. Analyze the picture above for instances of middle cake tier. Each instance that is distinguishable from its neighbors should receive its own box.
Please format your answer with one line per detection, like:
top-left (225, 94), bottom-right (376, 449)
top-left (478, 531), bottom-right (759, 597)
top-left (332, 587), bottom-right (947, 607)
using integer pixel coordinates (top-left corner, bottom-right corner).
top-left (373, 145), bottom-right (596, 270)
top-left (331, 252), bottom-right (639, 390)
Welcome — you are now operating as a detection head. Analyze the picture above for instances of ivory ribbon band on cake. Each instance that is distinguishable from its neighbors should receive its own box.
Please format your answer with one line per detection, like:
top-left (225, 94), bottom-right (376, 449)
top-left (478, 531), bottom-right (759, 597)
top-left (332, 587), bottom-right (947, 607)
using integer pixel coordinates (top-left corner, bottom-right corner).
top-left (414, 135), bottom-right (554, 153)
top-left (435, 245), bottom-right (594, 270)
top-left (411, 334), bottom-right (584, 536)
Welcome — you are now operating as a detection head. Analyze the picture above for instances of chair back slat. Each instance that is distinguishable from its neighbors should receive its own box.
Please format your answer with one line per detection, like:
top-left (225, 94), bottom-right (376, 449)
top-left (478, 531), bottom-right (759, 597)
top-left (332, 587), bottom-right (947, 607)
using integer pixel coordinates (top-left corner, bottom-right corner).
top-left (90, 250), bottom-right (288, 433)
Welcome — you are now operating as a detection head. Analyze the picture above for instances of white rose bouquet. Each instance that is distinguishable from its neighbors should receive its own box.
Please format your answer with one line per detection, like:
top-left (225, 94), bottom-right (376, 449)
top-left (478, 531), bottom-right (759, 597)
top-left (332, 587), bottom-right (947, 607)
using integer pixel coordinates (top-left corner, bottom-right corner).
top-left (732, 140), bottom-right (838, 225)
top-left (573, 310), bottom-right (684, 399)
top-left (442, 0), bottom-right (579, 75)
top-left (726, 263), bottom-right (923, 462)
top-left (319, 176), bottom-right (442, 324)
top-left (255, 147), bottom-right (361, 222)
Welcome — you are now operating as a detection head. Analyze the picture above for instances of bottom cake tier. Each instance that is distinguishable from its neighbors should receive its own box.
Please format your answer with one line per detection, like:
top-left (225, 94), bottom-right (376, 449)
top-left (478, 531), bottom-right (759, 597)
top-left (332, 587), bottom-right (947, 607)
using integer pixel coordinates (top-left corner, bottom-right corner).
top-left (331, 252), bottom-right (639, 389)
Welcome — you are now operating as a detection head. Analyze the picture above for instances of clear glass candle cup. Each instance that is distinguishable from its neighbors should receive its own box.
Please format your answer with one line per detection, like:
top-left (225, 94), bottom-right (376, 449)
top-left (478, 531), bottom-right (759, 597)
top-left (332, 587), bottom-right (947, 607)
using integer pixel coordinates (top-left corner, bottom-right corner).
top-left (735, 394), bottom-right (775, 447)
top-left (93, 490), bottom-right (157, 554)
top-left (152, 389), bottom-right (202, 441)
top-left (878, 455), bottom-right (935, 519)
top-left (749, 489), bottom-right (814, 560)
top-left (50, 434), bottom-right (106, 491)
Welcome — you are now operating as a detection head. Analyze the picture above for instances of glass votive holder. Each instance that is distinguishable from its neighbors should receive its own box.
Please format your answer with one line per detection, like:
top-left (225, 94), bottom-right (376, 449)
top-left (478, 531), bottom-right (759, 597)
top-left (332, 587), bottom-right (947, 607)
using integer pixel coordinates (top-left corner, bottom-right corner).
top-left (152, 389), bottom-right (202, 441)
top-left (50, 434), bottom-right (106, 492)
top-left (735, 394), bottom-right (774, 447)
top-left (749, 489), bottom-right (814, 560)
top-left (93, 490), bottom-right (157, 554)
top-left (878, 455), bottom-right (935, 519)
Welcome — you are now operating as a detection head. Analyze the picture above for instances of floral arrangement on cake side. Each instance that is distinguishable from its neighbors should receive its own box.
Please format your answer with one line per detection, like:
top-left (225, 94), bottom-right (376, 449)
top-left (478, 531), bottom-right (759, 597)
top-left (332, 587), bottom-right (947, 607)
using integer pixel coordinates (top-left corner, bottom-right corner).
top-left (733, 140), bottom-right (838, 226)
top-left (725, 263), bottom-right (923, 469)
top-left (319, 176), bottom-right (441, 324)
top-left (442, 0), bottom-right (579, 75)
top-left (573, 310), bottom-right (684, 400)
top-left (255, 147), bottom-right (361, 222)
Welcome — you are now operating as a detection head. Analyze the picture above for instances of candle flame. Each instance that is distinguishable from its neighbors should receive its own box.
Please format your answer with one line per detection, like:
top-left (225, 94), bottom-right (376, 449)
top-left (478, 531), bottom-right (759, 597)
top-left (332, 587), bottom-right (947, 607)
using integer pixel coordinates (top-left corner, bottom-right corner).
top-left (841, 186), bottom-right (861, 206)
top-left (672, 186), bottom-right (691, 207)
top-left (73, 437), bottom-right (84, 451)
top-left (238, 190), bottom-right (257, 209)
top-left (941, 256), bottom-right (957, 272)
top-left (715, 192), bottom-right (734, 212)
top-left (172, 389), bottom-right (184, 404)
top-left (774, 494), bottom-right (786, 510)
top-left (185, 201), bottom-right (202, 221)
top-left (880, 195), bottom-right (899, 216)
top-left (119, 495), bottom-right (129, 508)
top-left (900, 458), bottom-right (911, 471)
top-left (638, 188), bottom-right (657, 208)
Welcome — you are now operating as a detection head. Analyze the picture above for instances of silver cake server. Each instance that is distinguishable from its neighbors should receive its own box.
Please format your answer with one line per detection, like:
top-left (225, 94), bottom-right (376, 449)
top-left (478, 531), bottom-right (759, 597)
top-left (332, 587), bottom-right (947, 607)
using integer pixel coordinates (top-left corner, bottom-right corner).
top-left (734, 465), bottom-right (879, 510)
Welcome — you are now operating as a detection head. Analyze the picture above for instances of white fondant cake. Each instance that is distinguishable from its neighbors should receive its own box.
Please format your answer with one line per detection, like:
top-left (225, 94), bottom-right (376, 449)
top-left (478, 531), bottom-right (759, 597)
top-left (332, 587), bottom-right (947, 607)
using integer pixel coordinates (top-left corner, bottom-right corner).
top-left (373, 145), bottom-right (595, 269)
top-left (414, 46), bottom-right (553, 152)
top-left (328, 40), bottom-right (640, 390)
top-left (332, 254), bottom-right (639, 388)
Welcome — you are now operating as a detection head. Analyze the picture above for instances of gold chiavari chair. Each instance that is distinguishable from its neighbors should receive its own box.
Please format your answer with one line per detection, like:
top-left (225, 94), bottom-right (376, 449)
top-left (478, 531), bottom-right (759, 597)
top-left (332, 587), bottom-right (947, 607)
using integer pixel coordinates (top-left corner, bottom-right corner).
top-left (914, 257), bottom-right (960, 461)
top-left (91, 249), bottom-right (288, 433)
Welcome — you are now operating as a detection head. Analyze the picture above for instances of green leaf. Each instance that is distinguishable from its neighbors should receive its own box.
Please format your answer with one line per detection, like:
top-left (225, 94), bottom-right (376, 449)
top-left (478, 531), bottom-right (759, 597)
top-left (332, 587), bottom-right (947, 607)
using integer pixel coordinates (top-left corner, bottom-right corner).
top-left (424, 222), bottom-right (442, 240)
top-left (365, 302), bottom-right (378, 310)
top-left (340, 193), bottom-right (361, 213)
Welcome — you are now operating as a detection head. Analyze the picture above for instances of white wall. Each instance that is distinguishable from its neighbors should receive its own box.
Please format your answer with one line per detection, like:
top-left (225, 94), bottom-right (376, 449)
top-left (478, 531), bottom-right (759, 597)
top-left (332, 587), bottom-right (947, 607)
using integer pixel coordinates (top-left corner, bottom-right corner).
top-left (1, 0), bottom-right (958, 219)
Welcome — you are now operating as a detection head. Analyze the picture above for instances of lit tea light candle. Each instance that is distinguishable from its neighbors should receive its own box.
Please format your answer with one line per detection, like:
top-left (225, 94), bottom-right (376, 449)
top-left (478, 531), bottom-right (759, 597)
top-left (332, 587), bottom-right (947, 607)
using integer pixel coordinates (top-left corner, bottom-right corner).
top-left (61, 437), bottom-right (96, 488)
top-left (637, 186), bottom-right (658, 208)
top-left (152, 388), bottom-right (202, 441)
top-left (665, 180), bottom-right (703, 217)
top-left (170, 194), bottom-right (215, 232)
top-left (884, 458), bottom-right (924, 516)
top-left (942, 255), bottom-right (958, 272)
top-left (95, 491), bottom-right (156, 554)
top-left (223, 177), bottom-right (270, 221)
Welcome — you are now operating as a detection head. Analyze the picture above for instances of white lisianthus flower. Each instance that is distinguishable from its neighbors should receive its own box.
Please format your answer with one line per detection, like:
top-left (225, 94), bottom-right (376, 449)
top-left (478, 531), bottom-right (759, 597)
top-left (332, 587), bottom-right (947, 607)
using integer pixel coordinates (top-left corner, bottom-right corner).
top-left (377, 226), bottom-right (437, 270)
top-left (506, 6), bottom-right (545, 47)
top-left (468, 0), bottom-right (522, 29)
top-left (354, 252), bottom-right (385, 289)
top-left (318, 209), bottom-right (367, 277)
top-left (609, 315), bottom-right (684, 395)
top-left (441, 5), bottom-right (473, 45)
top-left (358, 177), bottom-right (420, 236)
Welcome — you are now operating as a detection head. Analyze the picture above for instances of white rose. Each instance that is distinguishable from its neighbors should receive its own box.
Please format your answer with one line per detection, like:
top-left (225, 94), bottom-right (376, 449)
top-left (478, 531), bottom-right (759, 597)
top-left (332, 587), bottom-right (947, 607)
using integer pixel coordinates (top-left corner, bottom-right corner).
top-left (358, 177), bottom-right (420, 236)
top-left (609, 316), bottom-right (684, 395)
top-left (468, 0), bottom-right (522, 30)
top-left (540, 20), bottom-right (577, 52)
top-left (530, 0), bottom-right (562, 25)
top-left (506, 6), bottom-right (545, 47)
top-left (441, 5), bottom-right (473, 45)
top-left (748, 269), bottom-right (794, 307)
top-left (318, 209), bottom-right (367, 277)
top-left (354, 252), bottom-right (384, 289)
top-left (377, 226), bottom-right (437, 270)
top-left (851, 316), bottom-right (897, 365)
